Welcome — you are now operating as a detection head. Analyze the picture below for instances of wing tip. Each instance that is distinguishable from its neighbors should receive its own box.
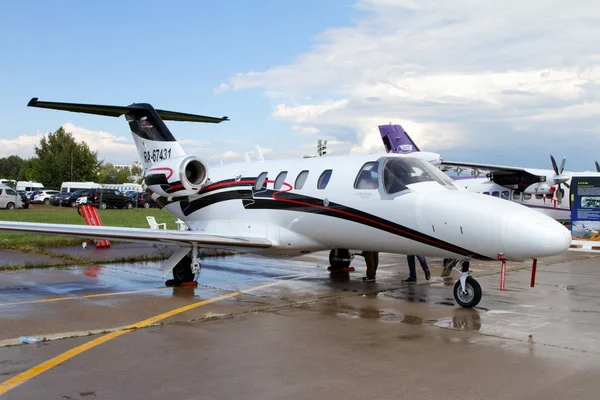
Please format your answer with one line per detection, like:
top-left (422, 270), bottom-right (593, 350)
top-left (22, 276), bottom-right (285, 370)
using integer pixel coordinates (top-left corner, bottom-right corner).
top-left (27, 97), bottom-right (39, 107)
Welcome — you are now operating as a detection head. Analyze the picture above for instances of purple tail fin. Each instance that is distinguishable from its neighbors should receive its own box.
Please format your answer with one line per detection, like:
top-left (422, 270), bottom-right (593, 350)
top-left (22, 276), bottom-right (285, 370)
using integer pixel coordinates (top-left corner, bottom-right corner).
top-left (378, 124), bottom-right (420, 154)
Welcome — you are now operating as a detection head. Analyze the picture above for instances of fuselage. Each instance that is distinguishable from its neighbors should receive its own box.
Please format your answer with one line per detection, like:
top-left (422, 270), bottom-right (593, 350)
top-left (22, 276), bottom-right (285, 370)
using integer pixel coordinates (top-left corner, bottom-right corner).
top-left (151, 153), bottom-right (571, 262)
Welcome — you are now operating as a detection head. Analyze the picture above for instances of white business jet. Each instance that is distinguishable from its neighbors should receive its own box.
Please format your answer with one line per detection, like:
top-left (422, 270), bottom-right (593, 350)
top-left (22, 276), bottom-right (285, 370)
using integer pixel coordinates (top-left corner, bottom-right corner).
top-left (0, 99), bottom-right (572, 308)
top-left (379, 124), bottom-right (600, 223)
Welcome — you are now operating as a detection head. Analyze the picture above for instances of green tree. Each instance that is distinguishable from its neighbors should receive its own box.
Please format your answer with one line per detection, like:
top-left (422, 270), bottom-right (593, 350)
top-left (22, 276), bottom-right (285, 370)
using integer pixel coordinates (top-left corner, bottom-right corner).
top-left (97, 163), bottom-right (131, 184)
top-left (33, 127), bottom-right (101, 188)
top-left (19, 158), bottom-right (40, 181)
top-left (0, 155), bottom-right (25, 180)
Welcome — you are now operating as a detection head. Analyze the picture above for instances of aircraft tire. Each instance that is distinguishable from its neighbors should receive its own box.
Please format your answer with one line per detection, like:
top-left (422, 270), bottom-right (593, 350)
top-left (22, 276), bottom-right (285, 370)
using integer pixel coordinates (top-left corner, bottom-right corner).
top-left (453, 276), bottom-right (482, 308)
top-left (173, 254), bottom-right (194, 282)
top-left (329, 249), bottom-right (352, 270)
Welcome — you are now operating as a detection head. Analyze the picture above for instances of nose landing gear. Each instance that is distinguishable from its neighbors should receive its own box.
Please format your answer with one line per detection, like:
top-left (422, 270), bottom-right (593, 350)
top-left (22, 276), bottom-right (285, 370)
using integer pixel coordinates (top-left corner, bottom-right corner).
top-left (448, 260), bottom-right (482, 308)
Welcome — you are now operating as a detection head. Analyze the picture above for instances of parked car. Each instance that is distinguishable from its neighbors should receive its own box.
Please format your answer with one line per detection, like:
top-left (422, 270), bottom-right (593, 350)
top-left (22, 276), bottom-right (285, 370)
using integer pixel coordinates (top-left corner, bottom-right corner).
top-left (33, 190), bottom-right (60, 204)
top-left (0, 187), bottom-right (24, 210)
top-left (85, 188), bottom-right (134, 209)
top-left (57, 189), bottom-right (90, 207)
top-left (127, 192), bottom-right (159, 208)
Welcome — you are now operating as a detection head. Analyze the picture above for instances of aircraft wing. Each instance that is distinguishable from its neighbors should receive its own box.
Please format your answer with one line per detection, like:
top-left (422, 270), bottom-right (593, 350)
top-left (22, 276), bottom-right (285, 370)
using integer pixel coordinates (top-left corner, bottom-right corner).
top-left (0, 221), bottom-right (273, 250)
top-left (440, 161), bottom-right (548, 187)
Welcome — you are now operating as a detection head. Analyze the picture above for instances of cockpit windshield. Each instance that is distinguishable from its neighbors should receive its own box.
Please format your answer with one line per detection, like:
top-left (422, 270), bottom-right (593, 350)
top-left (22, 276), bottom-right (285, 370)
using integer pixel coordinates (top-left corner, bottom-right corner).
top-left (382, 157), bottom-right (455, 194)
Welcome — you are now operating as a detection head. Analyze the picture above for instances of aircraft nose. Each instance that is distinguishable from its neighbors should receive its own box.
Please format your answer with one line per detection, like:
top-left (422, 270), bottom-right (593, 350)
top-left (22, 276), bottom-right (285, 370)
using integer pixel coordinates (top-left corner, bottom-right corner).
top-left (502, 212), bottom-right (571, 259)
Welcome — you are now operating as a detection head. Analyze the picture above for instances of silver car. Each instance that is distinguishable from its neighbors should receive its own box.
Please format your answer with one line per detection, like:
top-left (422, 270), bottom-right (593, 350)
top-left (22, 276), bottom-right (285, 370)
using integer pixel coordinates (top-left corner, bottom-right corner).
top-left (0, 187), bottom-right (24, 210)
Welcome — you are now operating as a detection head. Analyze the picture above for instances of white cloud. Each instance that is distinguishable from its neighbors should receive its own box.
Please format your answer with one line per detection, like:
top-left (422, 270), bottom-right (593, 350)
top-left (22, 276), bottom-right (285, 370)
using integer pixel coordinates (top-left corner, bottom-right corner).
top-left (272, 99), bottom-right (349, 122)
top-left (218, 0), bottom-right (600, 167)
top-left (0, 123), bottom-right (138, 163)
top-left (209, 150), bottom-right (242, 160)
top-left (213, 83), bottom-right (231, 95)
top-left (291, 125), bottom-right (321, 135)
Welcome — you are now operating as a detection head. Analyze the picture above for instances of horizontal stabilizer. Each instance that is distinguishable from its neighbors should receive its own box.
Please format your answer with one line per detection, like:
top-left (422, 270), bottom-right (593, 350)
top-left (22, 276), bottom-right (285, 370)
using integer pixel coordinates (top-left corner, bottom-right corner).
top-left (27, 98), bottom-right (229, 124)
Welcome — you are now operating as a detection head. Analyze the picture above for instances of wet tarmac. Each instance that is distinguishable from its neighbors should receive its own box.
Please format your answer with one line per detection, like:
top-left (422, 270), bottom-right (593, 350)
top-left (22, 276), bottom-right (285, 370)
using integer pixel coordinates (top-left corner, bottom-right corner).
top-left (1, 250), bottom-right (600, 399)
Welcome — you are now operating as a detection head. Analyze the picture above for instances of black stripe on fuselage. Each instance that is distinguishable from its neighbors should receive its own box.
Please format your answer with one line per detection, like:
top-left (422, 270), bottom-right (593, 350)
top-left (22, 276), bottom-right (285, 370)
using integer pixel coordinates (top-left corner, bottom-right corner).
top-left (170, 184), bottom-right (491, 260)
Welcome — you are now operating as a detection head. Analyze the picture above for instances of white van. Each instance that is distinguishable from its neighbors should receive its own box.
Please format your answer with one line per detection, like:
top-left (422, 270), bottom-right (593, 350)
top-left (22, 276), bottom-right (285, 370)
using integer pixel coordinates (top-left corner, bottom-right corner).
top-left (60, 182), bottom-right (102, 193)
top-left (16, 181), bottom-right (44, 192)
top-left (0, 185), bottom-right (24, 210)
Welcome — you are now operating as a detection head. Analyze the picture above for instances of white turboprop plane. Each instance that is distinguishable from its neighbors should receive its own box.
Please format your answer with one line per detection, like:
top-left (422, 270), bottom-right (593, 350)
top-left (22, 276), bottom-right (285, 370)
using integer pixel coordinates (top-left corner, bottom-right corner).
top-left (379, 124), bottom-right (600, 223)
top-left (0, 99), bottom-right (573, 308)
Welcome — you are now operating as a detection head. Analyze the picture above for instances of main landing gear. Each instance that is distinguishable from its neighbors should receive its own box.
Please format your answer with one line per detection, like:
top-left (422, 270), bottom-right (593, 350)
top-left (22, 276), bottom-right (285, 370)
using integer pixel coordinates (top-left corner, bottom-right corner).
top-left (444, 259), bottom-right (482, 308)
top-left (165, 245), bottom-right (201, 288)
top-left (328, 249), bottom-right (355, 272)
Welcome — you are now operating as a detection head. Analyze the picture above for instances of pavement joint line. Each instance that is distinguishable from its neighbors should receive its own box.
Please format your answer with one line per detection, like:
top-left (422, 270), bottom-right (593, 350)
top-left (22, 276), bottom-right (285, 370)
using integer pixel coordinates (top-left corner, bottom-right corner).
top-left (0, 273), bottom-right (309, 397)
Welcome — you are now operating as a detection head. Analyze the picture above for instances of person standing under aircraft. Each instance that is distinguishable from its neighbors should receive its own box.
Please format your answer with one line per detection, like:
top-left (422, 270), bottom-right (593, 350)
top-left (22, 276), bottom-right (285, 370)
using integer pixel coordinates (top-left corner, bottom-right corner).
top-left (403, 255), bottom-right (431, 283)
top-left (362, 251), bottom-right (379, 282)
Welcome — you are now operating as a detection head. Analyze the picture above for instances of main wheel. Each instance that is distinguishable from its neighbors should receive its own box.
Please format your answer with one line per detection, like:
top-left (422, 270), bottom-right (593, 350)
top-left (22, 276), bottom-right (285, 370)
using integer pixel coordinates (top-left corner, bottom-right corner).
top-left (453, 276), bottom-right (482, 308)
top-left (329, 249), bottom-right (352, 270)
top-left (173, 254), bottom-right (194, 282)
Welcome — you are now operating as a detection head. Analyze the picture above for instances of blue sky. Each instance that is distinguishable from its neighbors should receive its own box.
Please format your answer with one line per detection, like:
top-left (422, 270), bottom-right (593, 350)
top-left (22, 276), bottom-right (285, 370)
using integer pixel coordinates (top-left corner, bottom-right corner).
top-left (1, 0), bottom-right (599, 172)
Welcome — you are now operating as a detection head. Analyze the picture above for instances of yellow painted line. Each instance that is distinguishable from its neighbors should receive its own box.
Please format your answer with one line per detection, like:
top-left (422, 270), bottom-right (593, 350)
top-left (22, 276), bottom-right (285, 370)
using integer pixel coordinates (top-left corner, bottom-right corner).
top-left (0, 287), bottom-right (172, 307)
top-left (0, 279), bottom-right (286, 396)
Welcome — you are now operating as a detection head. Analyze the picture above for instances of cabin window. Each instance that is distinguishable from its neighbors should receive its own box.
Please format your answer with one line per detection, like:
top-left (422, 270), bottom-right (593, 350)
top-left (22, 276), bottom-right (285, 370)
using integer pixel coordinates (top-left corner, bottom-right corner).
top-left (535, 194), bottom-right (543, 199)
top-left (523, 193), bottom-right (532, 200)
top-left (512, 191), bottom-right (521, 200)
top-left (354, 162), bottom-right (379, 189)
top-left (274, 171), bottom-right (288, 190)
top-left (254, 172), bottom-right (268, 190)
top-left (295, 170), bottom-right (309, 190)
top-left (317, 170), bottom-right (333, 190)
top-left (491, 191), bottom-right (499, 197)
top-left (483, 192), bottom-right (490, 195)
top-left (501, 191), bottom-right (509, 199)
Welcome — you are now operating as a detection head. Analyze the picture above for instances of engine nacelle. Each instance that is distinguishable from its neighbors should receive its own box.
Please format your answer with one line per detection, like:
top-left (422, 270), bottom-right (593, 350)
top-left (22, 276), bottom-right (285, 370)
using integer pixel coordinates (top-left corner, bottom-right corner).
top-left (144, 156), bottom-right (209, 198)
top-left (523, 182), bottom-right (554, 195)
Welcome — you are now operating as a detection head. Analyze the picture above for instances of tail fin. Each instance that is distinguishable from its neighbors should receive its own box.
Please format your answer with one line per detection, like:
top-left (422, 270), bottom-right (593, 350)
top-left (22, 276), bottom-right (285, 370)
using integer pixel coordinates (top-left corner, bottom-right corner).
top-left (378, 124), bottom-right (420, 154)
top-left (27, 98), bottom-right (228, 168)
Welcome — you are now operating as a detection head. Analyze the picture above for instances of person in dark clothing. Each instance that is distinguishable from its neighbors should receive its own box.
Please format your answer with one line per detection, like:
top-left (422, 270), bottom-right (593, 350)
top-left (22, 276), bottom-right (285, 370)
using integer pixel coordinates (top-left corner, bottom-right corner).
top-left (362, 251), bottom-right (379, 282)
top-left (403, 255), bottom-right (430, 283)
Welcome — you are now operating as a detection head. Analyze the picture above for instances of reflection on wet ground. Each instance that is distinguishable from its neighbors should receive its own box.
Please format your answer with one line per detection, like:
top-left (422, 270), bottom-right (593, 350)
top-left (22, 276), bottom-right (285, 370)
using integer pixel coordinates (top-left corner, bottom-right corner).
top-left (2, 251), bottom-right (600, 399)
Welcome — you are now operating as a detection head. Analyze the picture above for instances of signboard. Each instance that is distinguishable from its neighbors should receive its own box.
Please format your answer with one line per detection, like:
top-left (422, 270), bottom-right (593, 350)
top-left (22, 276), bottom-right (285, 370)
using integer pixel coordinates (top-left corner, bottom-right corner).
top-left (570, 177), bottom-right (600, 240)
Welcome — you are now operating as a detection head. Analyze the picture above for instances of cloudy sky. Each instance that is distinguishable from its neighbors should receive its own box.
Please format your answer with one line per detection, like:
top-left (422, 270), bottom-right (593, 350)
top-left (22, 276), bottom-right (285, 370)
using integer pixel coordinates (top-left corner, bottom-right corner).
top-left (1, 0), bottom-right (599, 171)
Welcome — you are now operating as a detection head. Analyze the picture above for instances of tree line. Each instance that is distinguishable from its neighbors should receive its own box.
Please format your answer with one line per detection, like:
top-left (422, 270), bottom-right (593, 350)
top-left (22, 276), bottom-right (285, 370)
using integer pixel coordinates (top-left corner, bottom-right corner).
top-left (0, 127), bottom-right (142, 189)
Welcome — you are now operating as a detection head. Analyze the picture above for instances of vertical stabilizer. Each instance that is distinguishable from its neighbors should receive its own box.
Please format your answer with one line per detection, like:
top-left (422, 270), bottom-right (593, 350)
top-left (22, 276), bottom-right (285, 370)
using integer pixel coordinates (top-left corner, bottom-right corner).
top-left (378, 124), bottom-right (420, 154)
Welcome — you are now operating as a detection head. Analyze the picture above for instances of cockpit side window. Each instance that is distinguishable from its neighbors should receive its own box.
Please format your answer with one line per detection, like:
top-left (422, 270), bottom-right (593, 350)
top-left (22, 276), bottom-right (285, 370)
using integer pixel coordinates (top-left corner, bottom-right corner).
top-left (382, 158), bottom-right (447, 194)
top-left (354, 162), bottom-right (379, 189)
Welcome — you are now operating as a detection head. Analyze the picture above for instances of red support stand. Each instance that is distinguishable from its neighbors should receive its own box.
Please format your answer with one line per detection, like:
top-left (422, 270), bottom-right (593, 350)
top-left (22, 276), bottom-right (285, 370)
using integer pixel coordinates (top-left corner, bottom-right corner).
top-left (498, 253), bottom-right (507, 291)
top-left (78, 205), bottom-right (111, 249)
top-left (530, 258), bottom-right (537, 288)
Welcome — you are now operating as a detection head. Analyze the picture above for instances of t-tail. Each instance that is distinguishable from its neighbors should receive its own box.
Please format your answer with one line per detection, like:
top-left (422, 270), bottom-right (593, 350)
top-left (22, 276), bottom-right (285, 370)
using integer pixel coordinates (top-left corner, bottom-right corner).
top-left (378, 124), bottom-right (442, 166)
top-left (27, 98), bottom-right (228, 198)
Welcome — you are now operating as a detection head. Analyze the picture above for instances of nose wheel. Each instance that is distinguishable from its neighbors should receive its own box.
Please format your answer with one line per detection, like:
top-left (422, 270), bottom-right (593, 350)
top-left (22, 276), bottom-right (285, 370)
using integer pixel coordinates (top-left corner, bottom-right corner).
top-left (453, 276), bottom-right (482, 308)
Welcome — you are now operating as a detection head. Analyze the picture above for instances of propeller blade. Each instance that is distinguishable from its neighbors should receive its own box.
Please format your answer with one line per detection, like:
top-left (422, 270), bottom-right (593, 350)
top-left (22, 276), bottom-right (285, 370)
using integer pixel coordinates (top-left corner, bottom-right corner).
top-left (596, 161), bottom-right (600, 172)
top-left (557, 184), bottom-right (563, 203)
top-left (550, 155), bottom-right (559, 175)
top-left (564, 182), bottom-right (570, 189)
top-left (559, 157), bottom-right (566, 174)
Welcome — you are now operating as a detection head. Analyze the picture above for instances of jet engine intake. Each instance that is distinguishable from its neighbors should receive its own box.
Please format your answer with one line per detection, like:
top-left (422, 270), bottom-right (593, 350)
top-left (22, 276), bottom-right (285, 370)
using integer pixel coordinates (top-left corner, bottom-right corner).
top-left (144, 156), bottom-right (209, 198)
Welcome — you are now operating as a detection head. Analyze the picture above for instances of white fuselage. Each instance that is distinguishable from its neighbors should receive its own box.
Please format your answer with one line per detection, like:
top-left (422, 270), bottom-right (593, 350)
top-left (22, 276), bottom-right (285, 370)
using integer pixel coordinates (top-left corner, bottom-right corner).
top-left (151, 153), bottom-right (571, 262)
